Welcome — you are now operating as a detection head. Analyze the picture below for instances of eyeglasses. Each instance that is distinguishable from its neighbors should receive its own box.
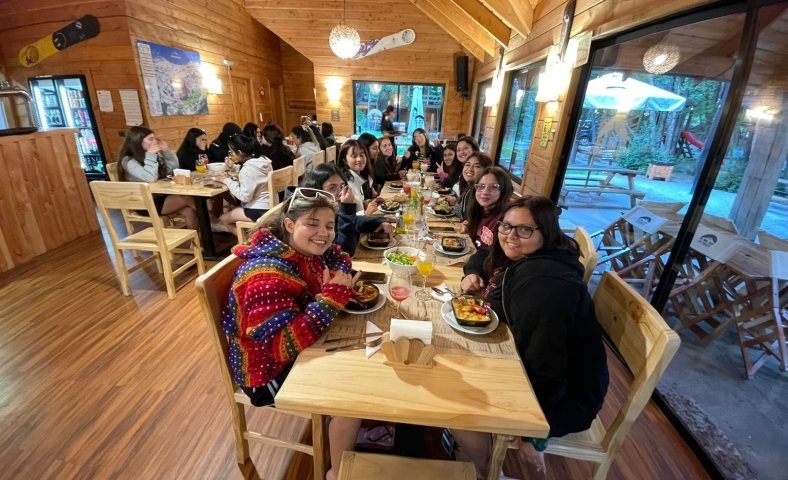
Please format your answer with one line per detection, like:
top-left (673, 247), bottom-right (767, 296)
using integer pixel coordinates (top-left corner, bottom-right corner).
top-left (474, 183), bottom-right (500, 192)
top-left (287, 188), bottom-right (337, 213)
top-left (324, 183), bottom-right (347, 195)
top-left (497, 221), bottom-right (539, 239)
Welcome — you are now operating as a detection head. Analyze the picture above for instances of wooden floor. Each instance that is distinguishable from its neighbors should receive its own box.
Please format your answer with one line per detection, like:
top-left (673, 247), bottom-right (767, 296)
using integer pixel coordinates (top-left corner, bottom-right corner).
top-left (0, 219), bottom-right (711, 480)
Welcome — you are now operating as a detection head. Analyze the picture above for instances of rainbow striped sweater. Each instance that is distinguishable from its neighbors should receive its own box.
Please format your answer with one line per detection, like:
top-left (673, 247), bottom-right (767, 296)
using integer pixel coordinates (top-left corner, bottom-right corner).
top-left (222, 229), bottom-right (353, 388)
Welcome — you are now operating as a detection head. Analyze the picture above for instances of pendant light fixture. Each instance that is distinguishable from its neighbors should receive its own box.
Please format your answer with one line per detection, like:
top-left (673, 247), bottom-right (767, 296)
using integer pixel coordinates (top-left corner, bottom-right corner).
top-left (329, 0), bottom-right (361, 60)
top-left (643, 44), bottom-right (681, 75)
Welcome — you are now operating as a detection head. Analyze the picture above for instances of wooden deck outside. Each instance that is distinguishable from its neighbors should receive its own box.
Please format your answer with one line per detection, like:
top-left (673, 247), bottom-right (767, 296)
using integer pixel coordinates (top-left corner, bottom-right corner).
top-left (0, 215), bottom-right (711, 480)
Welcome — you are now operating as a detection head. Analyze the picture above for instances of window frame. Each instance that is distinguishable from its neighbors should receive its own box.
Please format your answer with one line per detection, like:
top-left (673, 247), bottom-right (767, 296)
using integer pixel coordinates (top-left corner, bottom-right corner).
top-left (351, 81), bottom-right (447, 136)
top-left (471, 78), bottom-right (493, 148)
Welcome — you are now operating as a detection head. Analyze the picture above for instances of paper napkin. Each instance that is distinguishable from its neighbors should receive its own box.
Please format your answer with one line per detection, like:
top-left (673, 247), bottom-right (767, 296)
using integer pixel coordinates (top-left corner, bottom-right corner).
top-left (365, 321), bottom-right (383, 359)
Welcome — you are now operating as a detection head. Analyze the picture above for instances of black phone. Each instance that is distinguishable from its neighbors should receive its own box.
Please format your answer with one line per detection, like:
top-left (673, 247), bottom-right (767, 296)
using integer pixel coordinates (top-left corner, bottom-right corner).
top-left (430, 226), bottom-right (456, 232)
top-left (351, 270), bottom-right (387, 284)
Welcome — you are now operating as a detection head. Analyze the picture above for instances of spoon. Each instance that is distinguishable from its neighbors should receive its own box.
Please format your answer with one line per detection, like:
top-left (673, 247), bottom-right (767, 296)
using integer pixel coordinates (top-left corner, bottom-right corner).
top-left (325, 337), bottom-right (384, 352)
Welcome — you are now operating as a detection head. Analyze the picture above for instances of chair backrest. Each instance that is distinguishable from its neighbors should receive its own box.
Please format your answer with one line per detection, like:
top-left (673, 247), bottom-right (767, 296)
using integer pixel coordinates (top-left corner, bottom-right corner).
top-left (757, 229), bottom-right (788, 251)
top-left (293, 156), bottom-right (306, 178)
top-left (593, 271), bottom-right (680, 454)
top-left (195, 255), bottom-right (245, 403)
top-left (107, 162), bottom-right (120, 182)
top-left (312, 150), bottom-right (326, 169)
top-left (326, 145), bottom-right (337, 163)
top-left (638, 201), bottom-right (686, 217)
top-left (574, 226), bottom-right (598, 284)
top-left (90, 181), bottom-right (166, 245)
top-left (268, 166), bottom-right (295, 208)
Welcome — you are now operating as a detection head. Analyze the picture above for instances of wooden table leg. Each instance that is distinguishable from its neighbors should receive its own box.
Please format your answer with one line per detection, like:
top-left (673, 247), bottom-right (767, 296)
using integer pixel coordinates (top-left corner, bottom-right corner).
top-left (193, 196), bottom-right (218, 259)
top-left (312, 414), bottom-right (329, 480)
top-left (627, 174), bottom-right (637, 208)
top-left (486, 434), bottom-right (514, 480)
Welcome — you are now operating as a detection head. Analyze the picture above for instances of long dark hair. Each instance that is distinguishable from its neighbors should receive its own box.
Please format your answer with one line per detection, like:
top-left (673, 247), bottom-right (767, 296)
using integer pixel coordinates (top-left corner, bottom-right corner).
top-left (321, 122), bottom-right (334, 137)
top-left (357, 133), bottom-right (378, 167)
top-left (377, 136), bottom-right (398, 172)
top-left (442, 143), bottom-right (459, 175)
top-left (261, 124), bottom-right (295, 162)
top-left (483, 196), bottom-right (580, 279)
top-left (290, 125), bottom-right (312, 144)
top-left (118, 126), bottom-right (159, 181)
top-left (176, 126), bottom-right (206, 160)
top-left (228, 134), bottom-right (258, 161)
top-left (458, 151), bottom-right (493, 195)
top-left (337, 139), bottom-right (373, 182)
top-left (456, 136), bottom-right (479, 155)
top-left (301, 163), bottom-right (344, 190)
top-left (309, 124), bottom-right (330, 150)
top-left (465, 166), bottom-right (514, 240)
top-left (243, 122), bottom-right (261, 140)
top-left (409, 128), bottom-right (432, 157)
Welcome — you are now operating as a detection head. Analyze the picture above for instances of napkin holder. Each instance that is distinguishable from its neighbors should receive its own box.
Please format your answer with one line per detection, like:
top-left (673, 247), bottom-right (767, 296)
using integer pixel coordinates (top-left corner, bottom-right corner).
top-left (172, 169), bottom-right (192, 185)
top-left (379, 333), bottom-right (437, 368)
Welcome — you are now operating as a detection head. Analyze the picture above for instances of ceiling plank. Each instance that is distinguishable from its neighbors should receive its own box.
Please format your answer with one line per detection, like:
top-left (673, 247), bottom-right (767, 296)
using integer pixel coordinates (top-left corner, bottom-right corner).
top-left (478, 0), bottom-right (533, 38)
top-left (448, 0), bottom-right (511, 47)
top-left (423, 0), bottom-right (499, 55)
top-left (409, 0), bottom-right (486, 60)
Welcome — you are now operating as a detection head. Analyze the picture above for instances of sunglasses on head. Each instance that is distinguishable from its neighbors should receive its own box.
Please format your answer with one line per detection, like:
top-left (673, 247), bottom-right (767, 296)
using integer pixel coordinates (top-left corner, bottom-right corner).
top-left (287, 188), bottom-right (337, 213)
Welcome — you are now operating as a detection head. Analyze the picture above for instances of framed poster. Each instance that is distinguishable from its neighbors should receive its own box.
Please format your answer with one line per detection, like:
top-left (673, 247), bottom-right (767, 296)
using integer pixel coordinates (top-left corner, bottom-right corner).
top-left (135, 40), bottom-right (209, 116)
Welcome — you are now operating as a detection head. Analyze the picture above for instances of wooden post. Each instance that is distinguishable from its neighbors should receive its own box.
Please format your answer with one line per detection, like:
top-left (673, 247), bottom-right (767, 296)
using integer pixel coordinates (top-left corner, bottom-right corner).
top-left (729, 92), bottom-right (788, 239)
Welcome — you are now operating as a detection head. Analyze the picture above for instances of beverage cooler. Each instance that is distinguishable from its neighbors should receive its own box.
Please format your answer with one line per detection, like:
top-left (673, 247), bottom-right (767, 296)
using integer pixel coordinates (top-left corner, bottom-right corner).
top-left (29, 75), bottom-right (107, 180)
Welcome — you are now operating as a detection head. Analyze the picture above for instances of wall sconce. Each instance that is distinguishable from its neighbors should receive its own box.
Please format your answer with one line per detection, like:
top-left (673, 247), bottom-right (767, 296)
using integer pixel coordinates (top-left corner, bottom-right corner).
top-left (325, 77), bottom-right (343, 105)
top-left (370, 83), bottom-right (381, 95)
top-left (746, 105), bottom-right (776, 121)
top-left (535, 37), bottom-right (578, 103)
top-left (200, 64), bottom-right (222, 94)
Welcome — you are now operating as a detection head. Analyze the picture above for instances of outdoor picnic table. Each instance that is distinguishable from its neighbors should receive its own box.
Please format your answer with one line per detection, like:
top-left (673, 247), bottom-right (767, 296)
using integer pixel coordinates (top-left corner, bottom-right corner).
top-left (564, 166), bottom-right (645, 208)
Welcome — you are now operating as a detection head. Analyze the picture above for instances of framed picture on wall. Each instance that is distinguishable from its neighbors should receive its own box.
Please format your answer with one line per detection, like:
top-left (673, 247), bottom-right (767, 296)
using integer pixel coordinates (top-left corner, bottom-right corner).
top-left (135, 40), bottom-right (209, 117)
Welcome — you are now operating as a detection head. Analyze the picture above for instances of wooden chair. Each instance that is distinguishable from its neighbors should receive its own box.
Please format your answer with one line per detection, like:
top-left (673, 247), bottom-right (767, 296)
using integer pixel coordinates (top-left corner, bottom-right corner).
top-left (337, 452), bottom-right (474, 480)
top-left (312, 150), bottom-right (326, 169)
top-left (574, 226), bottom-right (598, 284)
top-left (236, 221), bottom-right (256, 245)
top-left (701, 213), bottom-right (739, 234)
top-left (590, 217), bottom-right (637, 259)
top-left (195, 255), bottom-right (318, 467)
top-left (529, 271), bottom-right (680, 479)
top-left (757, 229), bottom-right (788, 251)
top-left (106, 162), bottom-right (178, 237)
top-left (90, 181), bottom-right (205, 299)
top-left (326, 145), bottom-right (337, 163)
top-left (293, 156), bottom-right (306, 183)
top-left (600, 234), bottom-right (674, 299)
top-left (269, 165), bottom-right (295, 208)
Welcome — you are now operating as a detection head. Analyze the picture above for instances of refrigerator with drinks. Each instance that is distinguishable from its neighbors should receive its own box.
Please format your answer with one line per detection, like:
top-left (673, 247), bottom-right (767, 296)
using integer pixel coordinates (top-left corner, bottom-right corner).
top-left (29, 75), bottom-right (107, 180)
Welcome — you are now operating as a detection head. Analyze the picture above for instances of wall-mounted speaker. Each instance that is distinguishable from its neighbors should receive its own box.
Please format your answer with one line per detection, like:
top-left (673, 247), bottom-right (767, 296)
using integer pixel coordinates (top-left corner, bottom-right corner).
top-left (456, 56), bottom-right (469, 98)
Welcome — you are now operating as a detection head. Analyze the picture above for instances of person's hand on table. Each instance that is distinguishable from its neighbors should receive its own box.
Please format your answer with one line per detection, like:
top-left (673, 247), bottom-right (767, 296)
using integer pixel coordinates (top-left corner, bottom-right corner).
top-left (445, 195), bottom-right (457, 206)
top-left (461, 274), bottom-right (485, 293)
top-left (398, 170), bottom-right (407, 178)
top-left (214, 174), bottom-right (228, 183)
top-left (376, 222), bottom-right (394, 233)
top-left (460, 220), bottom-right (469, 234)
top-left (323, 268), bottom-right (361, 289)
top-left (339, 185), bottom-right (355, 204)
top-left (512, 437), bottom-right (547, 475)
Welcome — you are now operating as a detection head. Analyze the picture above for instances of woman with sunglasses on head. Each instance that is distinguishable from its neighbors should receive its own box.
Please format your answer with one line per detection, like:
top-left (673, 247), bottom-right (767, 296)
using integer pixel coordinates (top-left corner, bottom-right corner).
top-left (447, 196), bottom-right (609, 478)
top-left (214, 134), bottom-right (273, 236)
top-left (402, 128), bottom-right (443, 172)
top-left (300, 163), bottom-right (392, 256)
top-left (290, 125), bottom-right (321, 169)
top-left (337, 139), bottom-right (382, 216)
top-left (373, 136), bottom-right (406, 185)
top-left (437, 143), bottom-right (460, 188)
top-left (444, 152), bottom-right (492, 219)
top-left (223, 191), bottom-right (364, 480)
top-left (463, 166), bottom-right (513, 249)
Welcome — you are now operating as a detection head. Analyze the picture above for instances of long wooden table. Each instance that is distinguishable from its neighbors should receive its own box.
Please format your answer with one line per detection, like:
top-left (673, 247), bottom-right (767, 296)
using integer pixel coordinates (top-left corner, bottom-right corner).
top-left (275, 182), bottom-right (549, 480)
top-left (564, 166), bottom-right (644, 208)
top-left (149, 178), bottom-right (228, 259)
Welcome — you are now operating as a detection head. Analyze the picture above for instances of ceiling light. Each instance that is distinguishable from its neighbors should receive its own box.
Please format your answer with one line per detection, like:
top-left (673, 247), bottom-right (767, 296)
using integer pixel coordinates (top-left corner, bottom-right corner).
top-left (643, 44), bottom-right (680, 75)
top-left (329, 0), bottom-right (360, 59)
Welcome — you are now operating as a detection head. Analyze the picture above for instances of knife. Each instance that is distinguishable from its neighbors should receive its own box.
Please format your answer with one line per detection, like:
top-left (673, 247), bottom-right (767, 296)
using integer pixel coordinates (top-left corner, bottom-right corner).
top-left (324, 332), bottom-right (384, 343)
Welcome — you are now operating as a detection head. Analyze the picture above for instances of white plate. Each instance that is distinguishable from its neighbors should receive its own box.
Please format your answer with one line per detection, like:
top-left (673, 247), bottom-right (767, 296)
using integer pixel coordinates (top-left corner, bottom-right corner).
top-left (388, 185), bottom-right (404, 192)
top-left (343, 285), bottom-right (386, 314)
top-left (427, 206), bottom-right (455, 217)
top-left (360, 237), bottom-right (397, 250)
top-left (378, 204), bottom-right (402, 214)
top-left (433, 241), bottom-right (471, 256)
top-left (440, 301), bottom-right (499, 335)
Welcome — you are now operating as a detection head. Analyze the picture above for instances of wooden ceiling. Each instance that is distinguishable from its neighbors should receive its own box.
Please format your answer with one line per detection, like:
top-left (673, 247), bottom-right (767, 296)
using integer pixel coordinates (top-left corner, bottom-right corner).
top-left (244, 0), bottom-right (534, 61)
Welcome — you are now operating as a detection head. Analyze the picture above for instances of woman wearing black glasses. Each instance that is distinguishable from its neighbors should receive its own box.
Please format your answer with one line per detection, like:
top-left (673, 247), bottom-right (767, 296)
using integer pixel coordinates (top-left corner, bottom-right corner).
top-left (463, 166), bottom-right (513, 249)
top-left (448, 196), bottom-right (609, 478)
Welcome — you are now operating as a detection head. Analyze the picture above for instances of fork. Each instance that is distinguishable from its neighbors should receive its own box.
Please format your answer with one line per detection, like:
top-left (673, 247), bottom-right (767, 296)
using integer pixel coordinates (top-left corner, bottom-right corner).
top-left (325, 337), bottom-right (384, 352)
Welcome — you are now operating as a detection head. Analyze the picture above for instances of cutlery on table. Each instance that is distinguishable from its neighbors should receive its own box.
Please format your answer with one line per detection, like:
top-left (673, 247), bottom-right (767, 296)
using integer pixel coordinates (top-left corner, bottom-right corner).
top-left (325, 333), bottom-right (385, 344)
top-left (325, 337), bottom-right (384, 352)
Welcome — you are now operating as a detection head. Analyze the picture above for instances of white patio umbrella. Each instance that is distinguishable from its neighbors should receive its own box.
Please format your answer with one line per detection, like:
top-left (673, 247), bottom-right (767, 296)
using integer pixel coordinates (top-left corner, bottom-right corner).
top-left (583, 73), bottom-right (686, 112)
top-left (407, 85), bottom-right (424, 134)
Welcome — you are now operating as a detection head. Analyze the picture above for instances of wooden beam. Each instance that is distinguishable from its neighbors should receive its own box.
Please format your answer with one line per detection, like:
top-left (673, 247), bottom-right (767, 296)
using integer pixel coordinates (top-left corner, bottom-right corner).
top-left (478, 0), bottom-right (533, 38)
top-left (449, 0), bottom-right (511, 47)
top-left (424, 0), bottom-right (499, 55)
top-left (409, 0), bottom-right (486, 60)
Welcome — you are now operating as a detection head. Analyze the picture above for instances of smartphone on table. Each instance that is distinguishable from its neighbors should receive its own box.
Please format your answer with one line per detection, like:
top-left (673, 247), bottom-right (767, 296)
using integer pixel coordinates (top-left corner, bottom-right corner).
top-left (351, 270), bottom-right (387, 284)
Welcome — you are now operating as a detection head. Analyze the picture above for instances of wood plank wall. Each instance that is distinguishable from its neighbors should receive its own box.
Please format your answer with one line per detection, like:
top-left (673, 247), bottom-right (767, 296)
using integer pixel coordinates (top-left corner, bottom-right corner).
top-left (125, 0), bottom-right (286, 145)
top-left (0, 0), bottom-right (139, 162)
top-left (0, 130), bottom-right (100, 272)
top-left (469, 0), bottom-right (715, 196)
top-left (280, 40), bottom-right (317, 130)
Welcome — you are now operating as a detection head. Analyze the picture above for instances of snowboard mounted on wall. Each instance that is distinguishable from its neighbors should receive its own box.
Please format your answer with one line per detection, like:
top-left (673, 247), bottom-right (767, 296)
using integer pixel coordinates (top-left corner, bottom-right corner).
top-left (352, 29), bottom-right (415, 59)
top-left (19, 15), bottom-right (100, 68)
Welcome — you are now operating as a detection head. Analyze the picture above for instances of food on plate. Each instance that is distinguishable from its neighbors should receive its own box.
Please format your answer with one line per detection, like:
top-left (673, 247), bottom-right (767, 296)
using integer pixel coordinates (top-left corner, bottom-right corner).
top-left (451, 298), bottom-right (492, 327)
top-left (436, 186), bottom-right (452, 195)
top-left (389, 181), bottom-right (403, 189)
top-left (367, 231), bottom-right (391, 246)
top-left (385, 251), bottom-right (417, 266)
top-left (380, 200), bottom-right (400, 211)
top-left (441, 236), bottom-right (466, 252)
top-left (432, 202), bottom-right (453, 215)
top-left (346, 282), bottom-right (380, 310)
top-left (392, 194), bottom-right (409, 203)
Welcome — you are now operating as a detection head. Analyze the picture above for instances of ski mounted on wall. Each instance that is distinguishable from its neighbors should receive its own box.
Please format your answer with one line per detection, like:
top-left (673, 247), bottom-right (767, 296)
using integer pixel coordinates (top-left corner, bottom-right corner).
top-left (352, 29), bottom-right (415, 59)
top-left (19, 15), bottom-right (100, 68)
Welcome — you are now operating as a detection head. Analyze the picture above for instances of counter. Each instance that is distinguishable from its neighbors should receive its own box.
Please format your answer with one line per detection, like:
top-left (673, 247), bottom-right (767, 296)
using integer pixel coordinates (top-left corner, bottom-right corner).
top-left (0, 129), bottom-right (99, 273)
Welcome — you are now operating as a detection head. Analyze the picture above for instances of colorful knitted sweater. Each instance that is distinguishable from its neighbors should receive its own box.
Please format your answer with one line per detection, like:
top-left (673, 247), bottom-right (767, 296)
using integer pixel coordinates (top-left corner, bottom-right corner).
top-left (222, 228), bottom-right (353, 388)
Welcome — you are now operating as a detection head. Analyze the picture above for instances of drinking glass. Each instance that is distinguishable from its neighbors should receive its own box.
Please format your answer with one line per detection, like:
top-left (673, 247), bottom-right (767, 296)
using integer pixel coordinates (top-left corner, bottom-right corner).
top-left (419, 162), bottom-right (429, 173)
top-left (195, 155), bottom-right (208, 174)
top-left (412, 160), bottom-right (420, 170)
top-left (415, 251), bottom-right (435, 301)
top-left (403, 182), bottom-right (412, 195)
top-left (388, 271), bottom-right (412, 318)
top-left (424, 175), bottom-right (435, 188)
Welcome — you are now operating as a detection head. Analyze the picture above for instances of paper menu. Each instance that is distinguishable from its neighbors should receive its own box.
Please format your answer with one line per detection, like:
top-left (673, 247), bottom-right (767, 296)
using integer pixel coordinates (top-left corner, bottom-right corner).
top-left (96, 90), bottom-right (114, 112)
top-left (623, 205), bottom-right (668, 234)
top-left (690, 225), bottom-right (741, 262)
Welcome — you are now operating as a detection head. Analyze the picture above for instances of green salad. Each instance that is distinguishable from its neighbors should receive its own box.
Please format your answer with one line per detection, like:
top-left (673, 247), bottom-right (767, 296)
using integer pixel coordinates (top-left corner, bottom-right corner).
top-left (386, 251), bottom-right (417, 265)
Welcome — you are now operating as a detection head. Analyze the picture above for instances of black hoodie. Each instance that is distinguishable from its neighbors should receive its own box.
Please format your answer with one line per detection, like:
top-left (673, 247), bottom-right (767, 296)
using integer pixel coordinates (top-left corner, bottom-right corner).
top-left (464, 247), bottom-right (609, 438)
top-left (207, 123), bottom-right (243, 164)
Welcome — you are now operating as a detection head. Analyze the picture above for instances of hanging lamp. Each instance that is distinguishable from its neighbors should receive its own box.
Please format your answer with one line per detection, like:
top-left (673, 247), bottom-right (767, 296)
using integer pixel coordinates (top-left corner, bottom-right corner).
top-left (643, 44), bottom-right (681, 75)
top-left (329, 0), bottom-right (361, 59)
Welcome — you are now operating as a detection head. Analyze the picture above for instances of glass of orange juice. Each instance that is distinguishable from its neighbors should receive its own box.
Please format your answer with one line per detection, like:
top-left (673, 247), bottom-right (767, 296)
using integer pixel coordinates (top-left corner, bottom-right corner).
top-left (412, 161), bottom-right (420, 170)
top-left (415, 251), bottom-right (436, 301)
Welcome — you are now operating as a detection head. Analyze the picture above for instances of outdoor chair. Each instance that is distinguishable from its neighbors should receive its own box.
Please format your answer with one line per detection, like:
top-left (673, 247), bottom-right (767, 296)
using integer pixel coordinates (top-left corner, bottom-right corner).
top-left (757, 229), bottom-right (788, 251)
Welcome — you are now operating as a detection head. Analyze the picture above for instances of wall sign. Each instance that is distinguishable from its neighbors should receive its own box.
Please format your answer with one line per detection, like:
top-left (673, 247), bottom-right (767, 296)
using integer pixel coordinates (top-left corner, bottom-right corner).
top-left (135, 40), bottom-right (208, 116)
top-left (574, 31), bottom-right (592, 67)
top-left (331, 109), bottom-right (340, 121)
top-left (540, 117), bottom-right (553, 147)
top-left (259, 86), bottom-right (265, 102)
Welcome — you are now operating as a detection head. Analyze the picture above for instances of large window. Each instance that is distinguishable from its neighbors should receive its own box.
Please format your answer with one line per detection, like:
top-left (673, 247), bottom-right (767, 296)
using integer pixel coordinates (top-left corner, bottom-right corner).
top-left (471, 79), bottom-right (492, 150)
top-left (497, 66), bottom-right (541, 179)
top-left (352, 81), bottom-right (445, 138)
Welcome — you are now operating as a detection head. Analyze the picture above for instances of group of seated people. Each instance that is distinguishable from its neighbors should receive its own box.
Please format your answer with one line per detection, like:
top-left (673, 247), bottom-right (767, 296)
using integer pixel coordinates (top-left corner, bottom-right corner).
top-left (116, 120), bottom-right (610, 480)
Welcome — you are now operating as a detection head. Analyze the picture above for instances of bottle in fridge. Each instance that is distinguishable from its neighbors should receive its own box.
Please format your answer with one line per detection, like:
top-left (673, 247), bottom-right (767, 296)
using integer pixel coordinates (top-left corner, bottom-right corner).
top-left (28, 75), bottom-right (108, 180)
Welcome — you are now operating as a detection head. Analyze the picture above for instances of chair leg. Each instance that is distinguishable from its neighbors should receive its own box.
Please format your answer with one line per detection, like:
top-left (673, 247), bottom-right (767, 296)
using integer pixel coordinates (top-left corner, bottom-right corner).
top-left (485, 434), bottom-right (513, 480)
top-left (159, 249), bottom-right (177, 300)
top-left (154, 253), bottom-right (163, 273)
top-left (192, 233), bottom-right (205, 275)
top-left (232, 402), bottom-right (250, 464)
top-left (312, 414), bottom-right (329, 480)
top-left (592, 456), bottom-right (614, 480)
top-left (115, 248), bottom-right (132, 296)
